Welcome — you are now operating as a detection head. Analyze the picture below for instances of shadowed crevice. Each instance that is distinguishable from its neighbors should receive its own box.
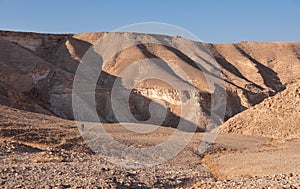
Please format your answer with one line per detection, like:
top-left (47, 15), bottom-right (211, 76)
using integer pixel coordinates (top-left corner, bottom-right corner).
top-left (162, 44), bottom-right (224, 81)
top-left (234, 45), bottom-right (285, 93)
top-left (209, 44), bottom-right (265, 91)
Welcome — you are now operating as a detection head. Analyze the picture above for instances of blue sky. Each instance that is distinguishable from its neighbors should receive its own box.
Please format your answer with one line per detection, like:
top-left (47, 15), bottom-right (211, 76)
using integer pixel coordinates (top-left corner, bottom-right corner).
top-left (0, 0), bottom-right (299, 43)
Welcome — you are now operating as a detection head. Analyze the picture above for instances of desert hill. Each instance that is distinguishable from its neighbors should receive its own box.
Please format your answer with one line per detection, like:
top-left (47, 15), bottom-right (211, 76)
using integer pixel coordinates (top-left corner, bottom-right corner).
top-left (0, 30), bottom-right (299, 131)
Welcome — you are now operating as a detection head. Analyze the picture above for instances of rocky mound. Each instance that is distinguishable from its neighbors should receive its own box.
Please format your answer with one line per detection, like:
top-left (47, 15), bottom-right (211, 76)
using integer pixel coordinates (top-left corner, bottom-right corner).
top-left (218, 80), bottom-right (300, 139)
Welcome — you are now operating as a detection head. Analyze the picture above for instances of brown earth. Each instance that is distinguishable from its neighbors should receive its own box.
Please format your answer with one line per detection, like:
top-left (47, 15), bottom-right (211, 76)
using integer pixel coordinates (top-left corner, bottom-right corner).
top-left (0, 104), bottom-right (299, 188)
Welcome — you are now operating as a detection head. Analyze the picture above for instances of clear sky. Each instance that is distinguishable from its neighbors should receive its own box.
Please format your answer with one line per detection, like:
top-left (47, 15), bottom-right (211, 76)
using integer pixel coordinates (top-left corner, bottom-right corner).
top-left (0, 0), bottom-right (299, 43)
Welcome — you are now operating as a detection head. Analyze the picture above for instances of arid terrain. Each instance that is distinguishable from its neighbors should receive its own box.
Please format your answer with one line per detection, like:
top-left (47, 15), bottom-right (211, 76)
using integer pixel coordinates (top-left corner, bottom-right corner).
top-left (0, 30), bottom-right (299, 188)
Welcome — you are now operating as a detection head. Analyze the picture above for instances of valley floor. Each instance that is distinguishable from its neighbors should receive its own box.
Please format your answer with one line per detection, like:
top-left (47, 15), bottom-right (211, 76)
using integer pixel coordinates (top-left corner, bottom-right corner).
top-left (0, 105), bottom-right (299, 188)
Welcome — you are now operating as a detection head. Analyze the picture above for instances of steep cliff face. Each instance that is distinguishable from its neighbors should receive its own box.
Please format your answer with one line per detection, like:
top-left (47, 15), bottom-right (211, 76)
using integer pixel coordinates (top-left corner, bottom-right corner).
top-left (0, 30), bottom-right (299, 131)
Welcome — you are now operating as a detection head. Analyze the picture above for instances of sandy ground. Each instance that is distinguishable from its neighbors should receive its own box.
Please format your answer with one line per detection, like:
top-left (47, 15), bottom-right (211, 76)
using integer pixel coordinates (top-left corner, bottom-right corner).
top-left (0, 106), bottom-right (299, 188)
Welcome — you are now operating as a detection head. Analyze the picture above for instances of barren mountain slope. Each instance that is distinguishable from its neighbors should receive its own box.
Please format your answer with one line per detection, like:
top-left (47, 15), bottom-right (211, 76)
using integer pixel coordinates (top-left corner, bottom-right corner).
top-left (0, 30), bottom-right (300, 131)
top-left (0, 37), bottom-right (75, 118)
top-left (218, 80), bottom-right (300, 139)
top-left (0, 37), bottom-right (52, 113)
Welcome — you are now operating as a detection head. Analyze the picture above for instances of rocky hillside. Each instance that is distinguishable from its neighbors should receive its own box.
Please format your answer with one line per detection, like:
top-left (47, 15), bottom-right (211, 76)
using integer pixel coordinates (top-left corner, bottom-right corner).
top-left (0, 30), bottom-right (299, 131)
top-left (218, 80), bottom-right (300, 139)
